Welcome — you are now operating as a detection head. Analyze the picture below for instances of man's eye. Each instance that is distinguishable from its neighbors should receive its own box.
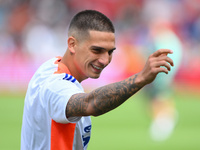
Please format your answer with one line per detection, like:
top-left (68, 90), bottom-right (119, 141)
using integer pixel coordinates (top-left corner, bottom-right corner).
top-left (92, 49), bottom-right (101, 53)
top-left (108, 50), bottom-right (114, 55)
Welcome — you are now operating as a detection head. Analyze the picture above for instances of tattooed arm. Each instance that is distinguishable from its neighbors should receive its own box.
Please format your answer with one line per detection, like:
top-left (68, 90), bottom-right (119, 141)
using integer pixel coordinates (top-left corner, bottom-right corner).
top-left (66, 74), bottom-right (142, 117)
top-left (66, 49), bottom-right (174, 117)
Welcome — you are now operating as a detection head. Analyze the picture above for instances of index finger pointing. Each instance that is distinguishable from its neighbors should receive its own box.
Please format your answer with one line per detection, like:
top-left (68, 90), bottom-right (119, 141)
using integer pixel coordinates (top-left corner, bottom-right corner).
top-left (152, 49), bottom-right (173, 57)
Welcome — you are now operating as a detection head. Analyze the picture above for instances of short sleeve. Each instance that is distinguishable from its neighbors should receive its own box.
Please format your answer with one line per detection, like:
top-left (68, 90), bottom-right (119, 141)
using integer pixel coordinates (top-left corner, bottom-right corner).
top-left (42, 74), bottom-right (84, 124)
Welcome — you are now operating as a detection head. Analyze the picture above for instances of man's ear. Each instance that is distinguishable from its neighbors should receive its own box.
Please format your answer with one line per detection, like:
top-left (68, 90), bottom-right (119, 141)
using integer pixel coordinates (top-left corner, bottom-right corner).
top-left (68, 36), bottom-right (77, 54)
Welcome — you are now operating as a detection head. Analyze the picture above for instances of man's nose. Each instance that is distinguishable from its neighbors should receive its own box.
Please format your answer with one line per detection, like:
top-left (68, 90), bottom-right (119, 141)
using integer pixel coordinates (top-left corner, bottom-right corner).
top-left (98, 53), bottom-right (111, 66)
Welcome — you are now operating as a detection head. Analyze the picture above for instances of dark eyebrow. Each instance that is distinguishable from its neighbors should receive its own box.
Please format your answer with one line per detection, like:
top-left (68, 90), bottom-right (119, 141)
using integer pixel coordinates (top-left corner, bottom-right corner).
top-left (90, 46), bottom-right (116, 51)
top-left (110, 47), bottom-right (116, 51)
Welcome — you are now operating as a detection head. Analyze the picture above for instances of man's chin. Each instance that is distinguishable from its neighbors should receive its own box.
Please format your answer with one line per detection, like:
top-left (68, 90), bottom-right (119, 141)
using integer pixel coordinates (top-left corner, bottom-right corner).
top-left (90, 76), bottom-right (100, 79)
top-left (89, 74), bottom-right (101, 79)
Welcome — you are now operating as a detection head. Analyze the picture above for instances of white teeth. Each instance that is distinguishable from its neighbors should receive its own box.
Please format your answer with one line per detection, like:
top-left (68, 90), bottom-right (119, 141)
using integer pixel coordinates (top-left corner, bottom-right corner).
top-left (92, 64), bottom-right (102, 70)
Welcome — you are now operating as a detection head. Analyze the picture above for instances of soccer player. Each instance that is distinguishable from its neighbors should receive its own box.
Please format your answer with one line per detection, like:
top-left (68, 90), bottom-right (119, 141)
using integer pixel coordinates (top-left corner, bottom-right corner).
top-left (144, 20), bottom-right (182, 141)
top-left (21, 10), bottom-right (174, 150)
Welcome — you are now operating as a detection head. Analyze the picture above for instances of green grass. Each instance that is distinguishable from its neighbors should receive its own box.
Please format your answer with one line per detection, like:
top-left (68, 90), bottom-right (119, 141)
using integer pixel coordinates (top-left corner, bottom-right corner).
top-left (0, 90), bottom-right (200, 150)
top-left (88, 91), bottom-right (200, 150)
top-left (0, 94), bottom-right (24, 150)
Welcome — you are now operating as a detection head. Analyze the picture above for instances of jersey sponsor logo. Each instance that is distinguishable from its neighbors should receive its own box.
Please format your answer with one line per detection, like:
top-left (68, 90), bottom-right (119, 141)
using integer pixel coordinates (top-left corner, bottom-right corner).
top-left (82, 125), bottom-right (91, 147)
top-left (84, 125), bottom-right (91, 133)
top-left (63, 74), bottom-right (76, 83)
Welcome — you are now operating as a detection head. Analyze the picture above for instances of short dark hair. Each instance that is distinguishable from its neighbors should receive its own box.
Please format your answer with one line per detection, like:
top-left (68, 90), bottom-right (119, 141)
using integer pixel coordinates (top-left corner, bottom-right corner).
top-left (68, 10), bottom-right (115, 41)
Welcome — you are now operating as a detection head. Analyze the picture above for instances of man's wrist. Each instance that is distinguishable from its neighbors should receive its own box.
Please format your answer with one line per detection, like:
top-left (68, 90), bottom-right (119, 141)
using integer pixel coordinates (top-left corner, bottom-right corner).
top-left (134, 73), bottom-right (146, 88)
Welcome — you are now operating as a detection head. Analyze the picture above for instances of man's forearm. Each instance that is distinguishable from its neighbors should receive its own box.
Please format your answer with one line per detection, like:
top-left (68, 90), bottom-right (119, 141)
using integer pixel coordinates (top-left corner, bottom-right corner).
top-left (66, 74), bottom-right (143, 117)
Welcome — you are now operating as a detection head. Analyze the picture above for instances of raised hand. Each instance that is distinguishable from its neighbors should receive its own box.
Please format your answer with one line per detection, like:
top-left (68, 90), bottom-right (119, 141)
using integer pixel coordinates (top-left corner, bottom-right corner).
top-left (137, 49), bottom-right (174, 86)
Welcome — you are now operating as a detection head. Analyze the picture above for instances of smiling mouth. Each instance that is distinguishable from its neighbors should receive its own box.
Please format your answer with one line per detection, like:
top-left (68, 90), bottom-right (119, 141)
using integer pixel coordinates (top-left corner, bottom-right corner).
top-left (91, 64), bottom-right (103, 71)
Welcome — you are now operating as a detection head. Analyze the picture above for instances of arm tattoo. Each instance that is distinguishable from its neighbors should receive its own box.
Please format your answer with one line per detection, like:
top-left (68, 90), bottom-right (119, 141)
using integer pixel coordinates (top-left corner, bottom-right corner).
top-left (66, 74), bottom-right (142, 117)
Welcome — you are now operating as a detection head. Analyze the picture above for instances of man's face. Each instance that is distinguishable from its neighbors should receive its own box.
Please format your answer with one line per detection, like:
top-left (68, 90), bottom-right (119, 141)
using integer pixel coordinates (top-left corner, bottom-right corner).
top-left (73, 30), bottom-right (116, 81)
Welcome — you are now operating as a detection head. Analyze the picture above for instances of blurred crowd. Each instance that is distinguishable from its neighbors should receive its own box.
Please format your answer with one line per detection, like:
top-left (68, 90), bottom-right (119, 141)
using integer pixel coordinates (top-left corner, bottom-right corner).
top-left (0, 0), bottom-right (200, 91)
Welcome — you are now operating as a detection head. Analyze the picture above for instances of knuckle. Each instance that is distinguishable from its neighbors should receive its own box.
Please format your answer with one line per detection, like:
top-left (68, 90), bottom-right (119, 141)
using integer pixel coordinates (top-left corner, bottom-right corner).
top-left (151, 68), bottom-right (157, 74)
top-left (149, 57), bottom-right (154, 64)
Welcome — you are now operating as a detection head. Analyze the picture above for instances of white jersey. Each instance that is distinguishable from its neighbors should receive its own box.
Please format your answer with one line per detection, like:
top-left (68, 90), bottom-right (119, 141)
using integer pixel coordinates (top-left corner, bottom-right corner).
top-left (21, 57), bottom-right (91, 150)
